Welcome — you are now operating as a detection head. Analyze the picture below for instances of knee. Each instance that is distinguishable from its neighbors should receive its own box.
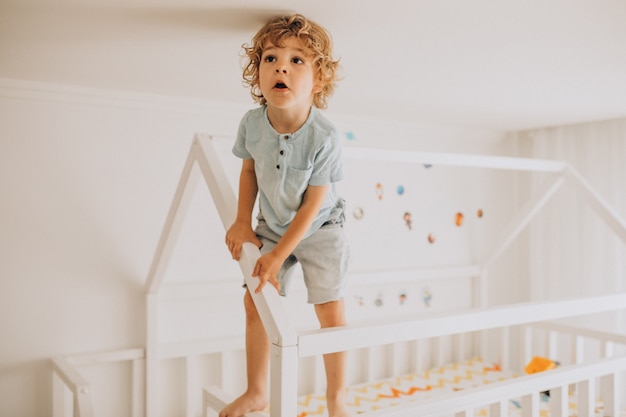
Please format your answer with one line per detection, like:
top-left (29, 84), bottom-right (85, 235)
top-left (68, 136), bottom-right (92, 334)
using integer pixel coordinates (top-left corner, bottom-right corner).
top-left (315, 299), bottom-right (346, 328)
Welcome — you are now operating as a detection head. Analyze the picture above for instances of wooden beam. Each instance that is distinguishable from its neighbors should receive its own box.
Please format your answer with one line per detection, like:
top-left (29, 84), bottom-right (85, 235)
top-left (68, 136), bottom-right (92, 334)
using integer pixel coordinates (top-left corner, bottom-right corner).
top-left (194, 135), bottom-right (297, 347)
top-left (344, 147), bottom-right (566, 172)
top-left (298, 293), bottom-right (626, 357)
top-left (145, 144), bottom-right (201, 293)
top-left (566, 164), bottom-right (626, 244)
top-left (483, 174), bottom-right (564, 270)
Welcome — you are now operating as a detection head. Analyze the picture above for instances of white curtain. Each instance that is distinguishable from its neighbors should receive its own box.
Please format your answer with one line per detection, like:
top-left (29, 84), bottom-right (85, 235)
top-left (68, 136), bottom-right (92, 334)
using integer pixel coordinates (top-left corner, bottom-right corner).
top-left (514, 118), bottom-right (626, 332)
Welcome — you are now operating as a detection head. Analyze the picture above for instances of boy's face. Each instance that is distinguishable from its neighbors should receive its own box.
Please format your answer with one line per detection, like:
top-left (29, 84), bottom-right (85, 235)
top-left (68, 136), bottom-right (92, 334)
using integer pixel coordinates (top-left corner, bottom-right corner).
top-left (258, 37), bottom-right (322, 112)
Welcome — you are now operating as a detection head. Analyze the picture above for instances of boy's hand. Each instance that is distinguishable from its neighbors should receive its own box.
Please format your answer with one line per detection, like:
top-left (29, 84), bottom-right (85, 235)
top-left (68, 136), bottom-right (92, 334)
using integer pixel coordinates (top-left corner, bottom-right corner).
top-left (252, 251), bottom-right (283, 293)
top-left (225, 222), bottom-right (262, 261)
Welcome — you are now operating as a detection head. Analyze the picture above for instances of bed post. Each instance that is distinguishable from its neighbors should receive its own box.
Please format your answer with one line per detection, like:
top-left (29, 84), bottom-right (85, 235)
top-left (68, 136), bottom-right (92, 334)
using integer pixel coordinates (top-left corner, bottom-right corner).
top-left (194, 135), bottom-right (299, 416)
top-left (145, 134), bottom-right (299, 417)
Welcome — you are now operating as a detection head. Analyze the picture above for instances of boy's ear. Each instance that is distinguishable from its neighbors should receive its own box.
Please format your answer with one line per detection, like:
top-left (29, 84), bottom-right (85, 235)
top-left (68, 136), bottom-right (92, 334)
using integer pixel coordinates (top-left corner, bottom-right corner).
top-left (312, 81), bottom-right (324, 94)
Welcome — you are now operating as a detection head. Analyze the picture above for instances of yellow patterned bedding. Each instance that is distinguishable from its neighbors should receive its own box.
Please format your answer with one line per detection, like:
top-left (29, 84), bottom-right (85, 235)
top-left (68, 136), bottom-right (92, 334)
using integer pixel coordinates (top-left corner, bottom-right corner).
top-left (295, 358), bottom-right (625, 417)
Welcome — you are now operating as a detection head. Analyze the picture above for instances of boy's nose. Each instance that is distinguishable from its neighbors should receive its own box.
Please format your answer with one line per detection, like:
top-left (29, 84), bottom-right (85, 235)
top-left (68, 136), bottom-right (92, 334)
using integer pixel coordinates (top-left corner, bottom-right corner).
top-left (275, 66), bottom-right (287, 74)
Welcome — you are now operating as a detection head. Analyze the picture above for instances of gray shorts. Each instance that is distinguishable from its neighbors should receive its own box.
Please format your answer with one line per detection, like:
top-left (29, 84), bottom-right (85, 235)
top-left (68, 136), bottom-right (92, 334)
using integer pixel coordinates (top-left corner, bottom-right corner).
top-left (253, 220), bottom-right (350, 304)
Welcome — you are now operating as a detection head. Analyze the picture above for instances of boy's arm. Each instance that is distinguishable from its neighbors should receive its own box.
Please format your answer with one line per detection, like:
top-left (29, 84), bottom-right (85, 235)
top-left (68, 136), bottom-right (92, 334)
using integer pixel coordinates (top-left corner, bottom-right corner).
top-left (226, 158), bottom-right (262, 260)
top-left (252, 184), bottom-right (329, 293)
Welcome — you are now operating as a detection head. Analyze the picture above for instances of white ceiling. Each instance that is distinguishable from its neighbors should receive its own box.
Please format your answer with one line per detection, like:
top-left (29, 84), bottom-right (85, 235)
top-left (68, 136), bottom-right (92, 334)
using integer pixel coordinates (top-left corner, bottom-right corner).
top-left (1, 0), bottom-right (626, 131)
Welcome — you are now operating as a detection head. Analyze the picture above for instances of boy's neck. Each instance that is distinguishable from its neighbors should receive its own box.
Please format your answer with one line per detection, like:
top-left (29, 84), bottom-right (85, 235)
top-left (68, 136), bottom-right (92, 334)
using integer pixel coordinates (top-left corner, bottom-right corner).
top-left (266, 105), bottom-right (312, 134)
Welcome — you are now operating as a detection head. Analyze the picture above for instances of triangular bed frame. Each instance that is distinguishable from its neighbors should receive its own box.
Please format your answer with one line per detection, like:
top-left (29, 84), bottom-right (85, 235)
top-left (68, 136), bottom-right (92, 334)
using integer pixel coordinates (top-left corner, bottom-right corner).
top-left (141, 133), bottom-right (626, 417)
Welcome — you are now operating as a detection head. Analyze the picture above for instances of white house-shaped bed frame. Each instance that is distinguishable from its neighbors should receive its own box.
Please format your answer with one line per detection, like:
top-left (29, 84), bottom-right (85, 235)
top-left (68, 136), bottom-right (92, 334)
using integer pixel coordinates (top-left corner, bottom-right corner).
top-left (52, 133), bottom-right (626, 417)
top-left (147, 134), bottom-right (626, 416)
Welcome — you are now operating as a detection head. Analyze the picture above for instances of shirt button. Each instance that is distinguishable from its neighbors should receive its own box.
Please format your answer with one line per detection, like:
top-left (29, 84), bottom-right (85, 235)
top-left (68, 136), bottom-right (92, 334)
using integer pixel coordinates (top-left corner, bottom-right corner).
top-left (276, 164), bottom-right (280, 169)
top-left (279, 150), bottom-right (284, 155)
top-left (284, 135), bottom-right (289, 140)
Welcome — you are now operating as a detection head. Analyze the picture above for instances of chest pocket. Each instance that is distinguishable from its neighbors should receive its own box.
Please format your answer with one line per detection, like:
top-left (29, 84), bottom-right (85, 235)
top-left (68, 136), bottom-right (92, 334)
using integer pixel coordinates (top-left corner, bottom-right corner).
top-left (284, 166), bottom-right (313, 200)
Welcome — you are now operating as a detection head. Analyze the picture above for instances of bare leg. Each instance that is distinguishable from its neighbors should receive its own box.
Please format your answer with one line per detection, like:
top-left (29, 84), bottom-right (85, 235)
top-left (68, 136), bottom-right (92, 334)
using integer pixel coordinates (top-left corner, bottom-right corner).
top-left (219, 290), bottom-right (270, 417)
top-left (314, 299), bottom-right (351, 417)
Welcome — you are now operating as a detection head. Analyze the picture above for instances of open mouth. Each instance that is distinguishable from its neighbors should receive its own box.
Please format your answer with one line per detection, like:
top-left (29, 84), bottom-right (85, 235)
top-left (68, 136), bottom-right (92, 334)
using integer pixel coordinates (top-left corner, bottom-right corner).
top-left (274, 82), bottom-right (288, 89)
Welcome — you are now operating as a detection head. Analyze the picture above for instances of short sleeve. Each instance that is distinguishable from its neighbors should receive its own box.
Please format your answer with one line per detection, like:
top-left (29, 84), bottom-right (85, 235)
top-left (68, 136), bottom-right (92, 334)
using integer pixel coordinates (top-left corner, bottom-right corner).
top-left (309, 130), bottom-right (344, 186)
top-left (232, 113), bottom-right (252, 159)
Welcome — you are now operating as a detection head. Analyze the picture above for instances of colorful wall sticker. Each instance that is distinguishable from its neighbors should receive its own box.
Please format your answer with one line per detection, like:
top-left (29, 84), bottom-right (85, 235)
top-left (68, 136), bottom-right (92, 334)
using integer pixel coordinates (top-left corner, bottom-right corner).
top-left (403, 212), bottom-right (412, 230)
top-left (421, 287), bottom-right (432, 307)
top-left (375, 183), bottom-right (384, 201)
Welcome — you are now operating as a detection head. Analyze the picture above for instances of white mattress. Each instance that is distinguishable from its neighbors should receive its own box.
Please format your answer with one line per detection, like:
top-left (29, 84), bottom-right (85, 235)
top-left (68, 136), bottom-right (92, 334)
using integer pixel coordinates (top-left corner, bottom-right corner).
top-left (293, 358), bottom-right (625, 417)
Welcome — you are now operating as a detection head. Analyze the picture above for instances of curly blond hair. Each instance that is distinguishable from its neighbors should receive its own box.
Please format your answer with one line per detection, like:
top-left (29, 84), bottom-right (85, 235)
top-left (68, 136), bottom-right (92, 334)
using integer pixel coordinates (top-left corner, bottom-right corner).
top-left (242, 14), bottom-right (340, 109)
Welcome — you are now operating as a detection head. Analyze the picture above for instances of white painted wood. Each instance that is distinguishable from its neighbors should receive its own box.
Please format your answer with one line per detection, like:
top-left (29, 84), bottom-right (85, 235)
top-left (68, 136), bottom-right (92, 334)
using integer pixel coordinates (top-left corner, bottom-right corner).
top-left (521, 326), bottom-right (532, 373)
top-left (314, 355), bottom-right (325, 394)
top-left (186, 355), bottom-right (199, 417)
top-left (269, 344), bottom-right (299, 417)
top-left (194, 135), bottom-right (297, 347)
top-left (158, 337), bottom-right (244, 359)
top-left (521, 392), bottom-right (539, 417)
top-left (298, 293), bottom-right (626, 357)
top-left (51, 357), bottom-right (91, 397)
top-left (566, 164), bottom-right (626, 244)
top-left (453, 333), bottom-right (465, 363)
top-left (547, 330), bottom-right (557, 360)
top-left (500, 327), bottom-right (510, 370)
top-left (575, 335), bottom-right (585, 364)
top-left (131, 358), bottom-right (145, 417)
top-left (389, 343), bottom-right (400, 376)
top-left (145, 145), bottom-right (201, 293)
top-left (240, 243), bottom-right (298, 347)
top-left (603, 340), bottom-right (615, 357)
top-left (75, 387), bottom-right (95, 417)
top-left (219, 350), bottom-right (233, 392)
top-left (601, 373), bottom-right (618, 417)
top-left (533, 322), bottom-right (626, 346)
top-left (476, 270), bottom-right (487, 308)
top-left (433, 337), bottom-right (444, 367)
top-left (145, 293), bottom-right (159, 417)
top-left (490, 400), bottom-right (507, 417)
top-left (65, 348), bottom-right (144, 366)
top-left (193, 134), bottom-right (238, 229)
top-left (51, 357), bottom-right (95, 417)
top-left (343, 147), bottom-right (567, 172)
top-left (483, 174), bottom-right (565, 269)
top-left (52, 370), bottom-right (72, 417)
top-left (578, 379), bottom-right (595, 417)
top-left (549, 386), bottom-right (567, 417)
top-left (364, 347), bottom-right (374, 383)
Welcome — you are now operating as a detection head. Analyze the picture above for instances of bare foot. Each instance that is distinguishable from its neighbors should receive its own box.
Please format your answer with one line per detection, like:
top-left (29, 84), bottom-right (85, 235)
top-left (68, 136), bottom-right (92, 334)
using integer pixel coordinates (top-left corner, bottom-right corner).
top-left (327, 397), bottom-right (352, 417)
top-left (219, 391), bottom-right (268, 417)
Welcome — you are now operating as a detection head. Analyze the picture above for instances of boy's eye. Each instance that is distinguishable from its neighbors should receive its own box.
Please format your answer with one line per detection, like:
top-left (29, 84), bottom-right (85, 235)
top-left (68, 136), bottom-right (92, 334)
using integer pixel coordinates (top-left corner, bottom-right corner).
top-left (264, 55), bottom-right (276, 63)
top-left (292, 57), bottom-right (304, 64)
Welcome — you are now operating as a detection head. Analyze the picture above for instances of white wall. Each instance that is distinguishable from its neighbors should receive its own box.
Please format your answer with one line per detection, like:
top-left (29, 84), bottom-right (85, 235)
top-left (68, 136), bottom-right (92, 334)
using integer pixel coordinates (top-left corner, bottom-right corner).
top-left (514, 119), bottom-right (626, 329)
top-left (0, 78), bottom-right (520, 417)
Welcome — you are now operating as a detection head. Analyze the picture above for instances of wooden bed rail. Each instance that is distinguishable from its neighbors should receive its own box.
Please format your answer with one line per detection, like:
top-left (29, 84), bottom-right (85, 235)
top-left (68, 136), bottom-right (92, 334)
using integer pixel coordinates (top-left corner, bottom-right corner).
top-left (297, 292), bottom-right (626, 357)
top-left (51, 348), bottom-right (144, 417)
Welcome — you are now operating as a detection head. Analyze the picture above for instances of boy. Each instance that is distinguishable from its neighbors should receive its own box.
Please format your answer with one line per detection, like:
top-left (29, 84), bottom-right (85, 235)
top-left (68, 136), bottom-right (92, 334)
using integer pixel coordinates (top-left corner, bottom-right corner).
top-left (222, 13), bottom-right (351, 417)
